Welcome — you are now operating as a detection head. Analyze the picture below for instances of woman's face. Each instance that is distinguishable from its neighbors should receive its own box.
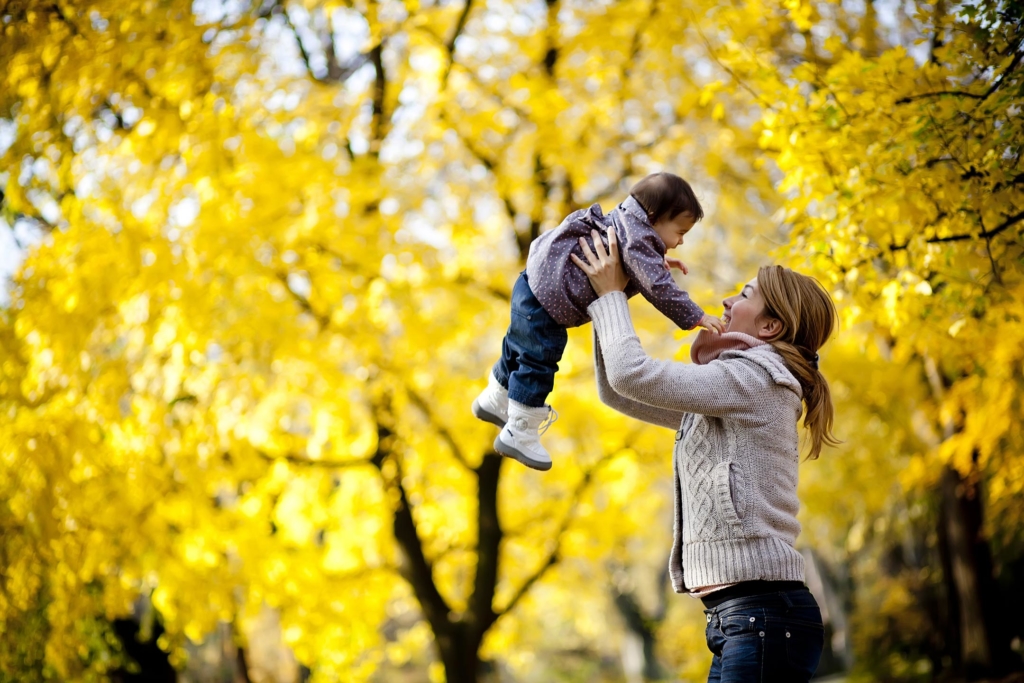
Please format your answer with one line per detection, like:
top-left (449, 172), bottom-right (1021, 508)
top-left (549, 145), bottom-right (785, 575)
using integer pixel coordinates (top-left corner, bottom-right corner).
top-left (722, 278), bottom-right (774, 338)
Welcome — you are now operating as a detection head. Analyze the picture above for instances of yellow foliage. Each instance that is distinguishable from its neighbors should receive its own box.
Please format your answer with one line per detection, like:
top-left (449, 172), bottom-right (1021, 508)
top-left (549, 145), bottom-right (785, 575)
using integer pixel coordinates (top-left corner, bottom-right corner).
top-left (3, 0), bottom-right (1021, 680)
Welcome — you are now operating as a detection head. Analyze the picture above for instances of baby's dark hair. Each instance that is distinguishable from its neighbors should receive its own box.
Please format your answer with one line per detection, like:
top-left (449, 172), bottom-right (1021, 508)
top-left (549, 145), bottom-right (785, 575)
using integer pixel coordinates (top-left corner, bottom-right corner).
top-left (629, 172), bottom-right (704, 224)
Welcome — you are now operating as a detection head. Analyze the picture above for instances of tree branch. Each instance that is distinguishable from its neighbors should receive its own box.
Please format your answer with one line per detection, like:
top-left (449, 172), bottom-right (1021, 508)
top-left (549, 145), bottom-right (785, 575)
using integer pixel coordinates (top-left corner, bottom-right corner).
top-left (453, 274), bottom-right (510, 302)
top-left (370, 399), bottom-right (453, 635)
top-left (308, 242), bottom-right (381, 281)
top-left (405, 388), bottom-right (472, 470)
top-left (49, 1), bottom-right (196, 105)
top-left (439, 107), bottom-right (521, 236)
top-left (977, 47), bottom-right (1023, 102)
top-left (620, 0), bottom-right (657, 85)
top-left (692, 16), bottom-right (779, 113)
top-left (275, 271), bottom-right (331, 328)
top-left (495, 451), bottom-right (621, 619)
top-left (895, 90), bottom-right (987, 104)
top-left (418, 25), bottom-right (529, 120)
top-left (274, 1), bottom-right (375, 84)
top-left (278, 4), bottom-right (318, 78)
top-left (445, 0), bottom-right (474, 59)
top-left (470, 452), bottom-right (503, 635)
top-left (256, 449), bottom-right (373, 469)
top-left (979, 214), bottom-right (1003, 286)
top-left (578, 130), bottom-right (672, 206)
top-left (368, 43), bottom-right (388, 154)
top-left (440, 108), bottom-right (500, 172)
top-left (924, 209), bottom-right (1024, 244)
top-left (1, 206), bottom-right (59, 234)
top-left (992, 172), bottom-right (1024, 194)
top-left (496, 546), bottom-right (559, 621)
top-left (889, 210), bottom-right (948, 251)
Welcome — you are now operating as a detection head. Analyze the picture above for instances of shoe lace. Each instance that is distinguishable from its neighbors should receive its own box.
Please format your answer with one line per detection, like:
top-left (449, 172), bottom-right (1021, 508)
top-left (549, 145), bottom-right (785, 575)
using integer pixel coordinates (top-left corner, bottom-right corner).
top-left (537, 406), bottom-right (559, 436)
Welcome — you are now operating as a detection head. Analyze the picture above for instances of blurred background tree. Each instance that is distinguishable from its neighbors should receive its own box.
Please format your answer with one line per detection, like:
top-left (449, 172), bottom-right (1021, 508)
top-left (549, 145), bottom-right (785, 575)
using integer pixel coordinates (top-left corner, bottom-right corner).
top-left (1, 0), bottom-right (1022, 682)
top-left (709, 0), bottom-right (1024, 678)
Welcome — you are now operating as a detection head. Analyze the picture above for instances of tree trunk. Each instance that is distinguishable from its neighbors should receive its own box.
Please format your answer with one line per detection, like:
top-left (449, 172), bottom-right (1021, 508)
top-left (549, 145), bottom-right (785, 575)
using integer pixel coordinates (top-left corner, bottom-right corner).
top-left (801, 548), bottom-right (854, 674)
top-left (611, 565), bottom-right (668, 682)
top-left (613, 589), bottom-right (666, 682)
top-left (436, 625), bottom-right (481, 683)
top-left (937, 477), bottom-right (963, 671)
top-left (109, 617), bottom-right (176, 683)
top-left (939, 464), bottom-right (1004, 678)
top-left (924, 356), bottom-right (1007, 678)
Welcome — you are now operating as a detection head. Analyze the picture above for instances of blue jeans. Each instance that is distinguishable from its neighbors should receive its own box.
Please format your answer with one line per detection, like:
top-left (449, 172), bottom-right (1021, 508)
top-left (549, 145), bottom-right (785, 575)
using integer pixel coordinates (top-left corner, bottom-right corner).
top-left (704, 587), bottom-right (824, 683)
top-left (492, 272), bottom-right (568, 408)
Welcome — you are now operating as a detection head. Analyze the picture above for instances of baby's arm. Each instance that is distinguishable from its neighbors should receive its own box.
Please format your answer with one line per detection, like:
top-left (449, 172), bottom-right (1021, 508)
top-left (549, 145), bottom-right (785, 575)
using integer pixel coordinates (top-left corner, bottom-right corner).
top-left (620, 234), bottom-right (723, 332)
top-left (664, 256), bottom-right (688, 274)
top-left (697, 313), bottom-right (725, 333)
top-left (664, 258), bottom-right (724, 332)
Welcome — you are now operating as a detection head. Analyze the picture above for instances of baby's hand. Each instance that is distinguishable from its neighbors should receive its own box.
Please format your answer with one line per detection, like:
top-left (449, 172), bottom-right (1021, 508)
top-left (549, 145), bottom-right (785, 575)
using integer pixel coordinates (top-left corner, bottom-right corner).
top-left (664, 256), bottom-right (688, 274)
top-left (698, 313), bottom-right (726, 334)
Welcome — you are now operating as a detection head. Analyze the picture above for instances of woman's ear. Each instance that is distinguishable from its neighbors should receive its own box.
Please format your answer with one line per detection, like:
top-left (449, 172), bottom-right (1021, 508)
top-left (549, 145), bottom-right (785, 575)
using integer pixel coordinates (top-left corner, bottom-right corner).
top-left (757, 317), bottom-right (783, 339)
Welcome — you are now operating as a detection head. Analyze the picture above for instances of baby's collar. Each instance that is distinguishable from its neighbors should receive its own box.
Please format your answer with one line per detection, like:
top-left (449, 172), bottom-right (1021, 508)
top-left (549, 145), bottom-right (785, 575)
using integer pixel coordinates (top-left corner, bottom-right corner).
top-left (619, 195), bottom-right (650, 225)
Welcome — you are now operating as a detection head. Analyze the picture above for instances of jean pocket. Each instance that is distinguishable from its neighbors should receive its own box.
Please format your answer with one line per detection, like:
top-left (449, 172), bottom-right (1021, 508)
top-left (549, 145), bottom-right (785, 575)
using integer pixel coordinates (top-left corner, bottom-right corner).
top-left (720, 612), bottom-right (763, 639)
top-left (784, 621), bottom-right (825, 675)
top-left (783, 616), bottom-right (824, 630)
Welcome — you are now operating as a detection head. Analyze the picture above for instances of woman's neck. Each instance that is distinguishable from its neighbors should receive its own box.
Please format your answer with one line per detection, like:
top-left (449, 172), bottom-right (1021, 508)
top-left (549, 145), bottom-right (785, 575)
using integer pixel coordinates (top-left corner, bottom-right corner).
top-left (690, 330), bottom-right (767, 365)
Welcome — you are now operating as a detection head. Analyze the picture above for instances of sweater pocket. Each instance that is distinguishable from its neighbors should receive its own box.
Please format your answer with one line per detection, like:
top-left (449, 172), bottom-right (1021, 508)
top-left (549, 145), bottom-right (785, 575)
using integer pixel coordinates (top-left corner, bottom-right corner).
top-left (713, 461), bottom-right (748, 532)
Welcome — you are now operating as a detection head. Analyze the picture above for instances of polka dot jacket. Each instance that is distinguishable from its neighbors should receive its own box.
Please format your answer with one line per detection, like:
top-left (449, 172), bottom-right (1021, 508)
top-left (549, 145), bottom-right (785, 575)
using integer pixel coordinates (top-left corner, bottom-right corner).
top-left (525, 195), bottom-right (705, 330)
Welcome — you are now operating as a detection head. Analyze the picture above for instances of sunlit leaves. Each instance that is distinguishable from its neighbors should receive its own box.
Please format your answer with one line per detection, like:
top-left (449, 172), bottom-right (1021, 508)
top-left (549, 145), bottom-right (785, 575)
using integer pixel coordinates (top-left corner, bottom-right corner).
top-left (0, 0), bottom-right (787, 679)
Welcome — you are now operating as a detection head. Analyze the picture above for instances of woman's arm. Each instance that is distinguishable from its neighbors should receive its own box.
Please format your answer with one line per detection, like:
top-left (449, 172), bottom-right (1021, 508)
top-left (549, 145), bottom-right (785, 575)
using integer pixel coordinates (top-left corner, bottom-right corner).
top-left (573, 226), bottom-right (766, 419)
top-left (593, 330), bottom-right (687, 429)
top-left (589, 292), bottom-right (762, 418)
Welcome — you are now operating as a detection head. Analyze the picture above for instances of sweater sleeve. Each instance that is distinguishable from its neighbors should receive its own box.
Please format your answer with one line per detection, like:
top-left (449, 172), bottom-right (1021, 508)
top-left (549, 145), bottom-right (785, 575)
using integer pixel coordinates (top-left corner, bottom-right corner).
top-left (588, 291), bottom-right (768, 419)
top-left (594, 329), bottom-right (687, 430)
top-left (620, 233), bottom-right (705, 331)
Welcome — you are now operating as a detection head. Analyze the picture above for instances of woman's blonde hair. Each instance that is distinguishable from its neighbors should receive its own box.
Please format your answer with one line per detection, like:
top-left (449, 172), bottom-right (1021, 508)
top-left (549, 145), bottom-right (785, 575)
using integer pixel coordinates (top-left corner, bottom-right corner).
top-left (757, 265), bottom-right (840, 460)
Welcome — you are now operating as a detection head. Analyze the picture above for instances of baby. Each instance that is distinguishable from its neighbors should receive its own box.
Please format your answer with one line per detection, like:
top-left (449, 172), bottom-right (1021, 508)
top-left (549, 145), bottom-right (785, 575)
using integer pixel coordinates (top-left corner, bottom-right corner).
top-left (472, 172), bottom-right (724, 470)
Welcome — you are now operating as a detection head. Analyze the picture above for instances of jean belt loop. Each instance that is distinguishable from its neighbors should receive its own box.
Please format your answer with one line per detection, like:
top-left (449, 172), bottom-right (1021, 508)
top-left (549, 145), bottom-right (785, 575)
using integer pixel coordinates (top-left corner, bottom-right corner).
top-left (780, 591), bottom-right (793, 609)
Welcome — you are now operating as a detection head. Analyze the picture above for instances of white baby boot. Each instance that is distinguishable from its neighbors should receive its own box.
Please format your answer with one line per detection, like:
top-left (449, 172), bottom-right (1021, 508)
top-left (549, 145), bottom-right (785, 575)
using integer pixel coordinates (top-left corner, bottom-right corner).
top-left (494, 400), bottom-right (558, 471)
top-left (472, 372), bottom-right (509, 428)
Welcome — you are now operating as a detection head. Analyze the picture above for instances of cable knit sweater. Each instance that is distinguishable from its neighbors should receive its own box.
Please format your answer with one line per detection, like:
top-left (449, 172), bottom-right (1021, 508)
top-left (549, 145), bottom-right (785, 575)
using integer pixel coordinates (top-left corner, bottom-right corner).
top-left (588, 291), bottom-right (806, 594)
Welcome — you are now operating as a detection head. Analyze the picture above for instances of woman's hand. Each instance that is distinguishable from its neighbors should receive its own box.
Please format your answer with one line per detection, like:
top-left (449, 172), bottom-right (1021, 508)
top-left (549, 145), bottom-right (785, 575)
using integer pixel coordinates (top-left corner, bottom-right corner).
top-left (571, 226), bottom-right (629, 296)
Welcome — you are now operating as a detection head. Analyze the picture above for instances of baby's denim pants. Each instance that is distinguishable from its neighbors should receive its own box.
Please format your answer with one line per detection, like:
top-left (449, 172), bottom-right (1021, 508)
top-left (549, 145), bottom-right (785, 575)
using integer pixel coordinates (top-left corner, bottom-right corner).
top-left (492, 272), bottom-right (568, 408)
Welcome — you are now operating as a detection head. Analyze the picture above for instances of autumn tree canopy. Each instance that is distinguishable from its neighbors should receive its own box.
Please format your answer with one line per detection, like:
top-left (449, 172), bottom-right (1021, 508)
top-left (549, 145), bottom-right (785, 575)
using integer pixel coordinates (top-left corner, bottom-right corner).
top-left (2, 0), bottom-right (1022, 681)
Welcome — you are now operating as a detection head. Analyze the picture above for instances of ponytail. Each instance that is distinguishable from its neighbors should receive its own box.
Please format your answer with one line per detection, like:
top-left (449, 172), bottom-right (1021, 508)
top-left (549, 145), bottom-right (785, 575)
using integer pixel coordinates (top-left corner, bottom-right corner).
top-left (756, 265), bottom-right (840, 460)
top-left (768, 339), bottom-right (838, 460)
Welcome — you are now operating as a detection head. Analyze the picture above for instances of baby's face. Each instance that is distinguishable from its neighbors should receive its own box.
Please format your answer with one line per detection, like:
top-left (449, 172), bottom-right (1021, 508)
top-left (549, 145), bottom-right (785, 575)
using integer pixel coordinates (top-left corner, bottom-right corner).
top-left (652, 212), bottom-right (696, 250)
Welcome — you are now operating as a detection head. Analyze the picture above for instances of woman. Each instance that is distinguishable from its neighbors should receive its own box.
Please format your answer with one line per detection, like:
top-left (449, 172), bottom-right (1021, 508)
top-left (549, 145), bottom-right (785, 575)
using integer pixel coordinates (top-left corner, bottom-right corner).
top-left (571, 226), bottom-right (838, 682)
